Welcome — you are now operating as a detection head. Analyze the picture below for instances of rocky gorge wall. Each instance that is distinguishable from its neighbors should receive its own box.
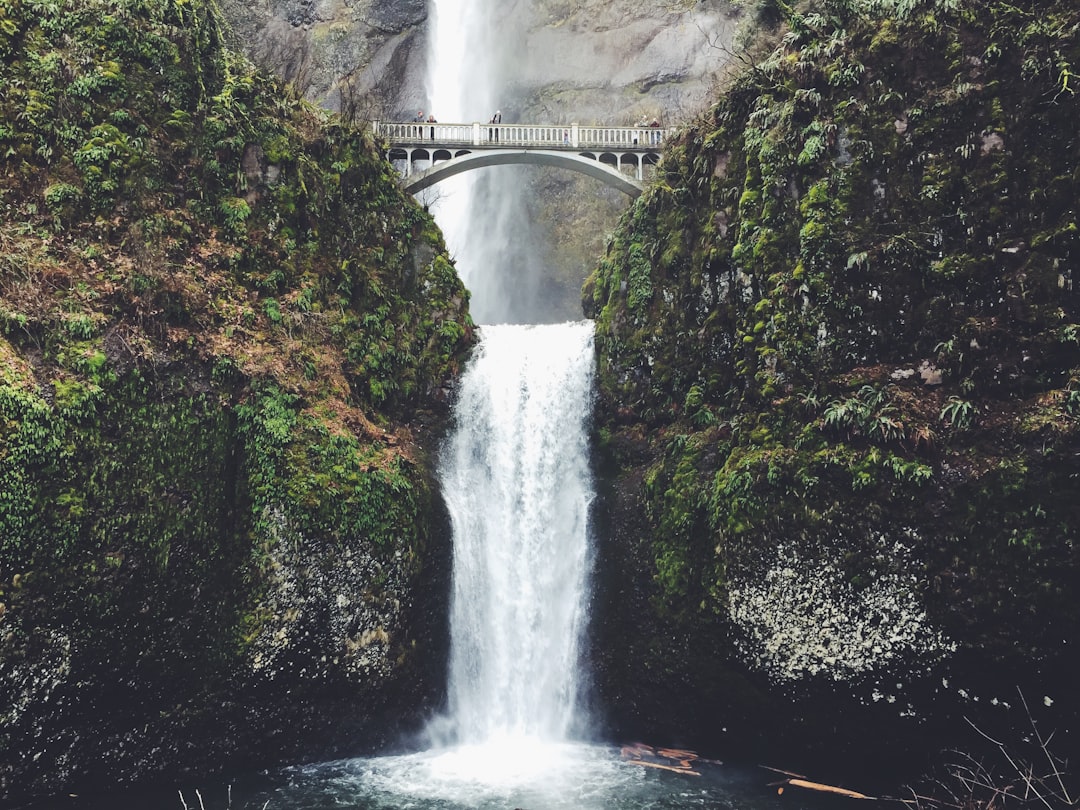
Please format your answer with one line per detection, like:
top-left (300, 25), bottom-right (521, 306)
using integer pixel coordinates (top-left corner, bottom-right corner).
top-left (218, 0), bottom-right (740, 125)
top-left (585, 0), bottom-right (1080, 786)
top-left (217, 0), bottom-right (428, 120)
top-left (0, 0), bottom-right (472, 802)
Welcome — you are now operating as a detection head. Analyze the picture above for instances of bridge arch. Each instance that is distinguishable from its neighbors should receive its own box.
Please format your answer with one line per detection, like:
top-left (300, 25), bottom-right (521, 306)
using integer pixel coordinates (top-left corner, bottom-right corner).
top-left (400, 149), bottom-right (652, 197)
top-left (389, 147), bottom-right (471, 164)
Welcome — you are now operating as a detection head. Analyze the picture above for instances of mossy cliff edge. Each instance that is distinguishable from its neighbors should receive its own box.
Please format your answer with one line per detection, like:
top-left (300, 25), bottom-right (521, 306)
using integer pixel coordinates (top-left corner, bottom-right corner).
top-left (587, 0), bottom-right (1079, 780)
top-left (0, 0), bottom-right (473, 802)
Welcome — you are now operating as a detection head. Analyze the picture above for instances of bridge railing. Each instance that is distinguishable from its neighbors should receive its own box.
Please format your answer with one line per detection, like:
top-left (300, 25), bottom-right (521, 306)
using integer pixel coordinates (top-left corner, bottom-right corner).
top-left (373, 121), bottom-right (675, 151)
top-left (378, 122), bottom-right (475, 143)
top-left (495, 124), bottom-right (570, 147)
top-left (579, 126), bottom-right (667, 149)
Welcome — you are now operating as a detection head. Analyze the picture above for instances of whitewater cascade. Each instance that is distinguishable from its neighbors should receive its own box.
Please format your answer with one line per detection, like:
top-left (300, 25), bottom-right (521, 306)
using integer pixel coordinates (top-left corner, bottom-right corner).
top-left (436, 322), bottom-right (596, 745)
top-left (424, 0), bottom-right (597, 757)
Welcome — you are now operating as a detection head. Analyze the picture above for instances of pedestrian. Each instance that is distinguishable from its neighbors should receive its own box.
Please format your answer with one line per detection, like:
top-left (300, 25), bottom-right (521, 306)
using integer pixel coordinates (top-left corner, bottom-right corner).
top-left (415, 110), bottom-right (424, 138)
top-left (490, 109), bottom-right (502, 142)
top-left (427, 113), bottom-right (437, 139)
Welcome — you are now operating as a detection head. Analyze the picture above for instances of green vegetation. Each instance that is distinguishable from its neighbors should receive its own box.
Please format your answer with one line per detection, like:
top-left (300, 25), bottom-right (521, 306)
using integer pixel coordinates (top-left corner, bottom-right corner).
top-left (0, 0), bottom-right (472, 798)
top-left (589, 0), bottom-right (1080, 735)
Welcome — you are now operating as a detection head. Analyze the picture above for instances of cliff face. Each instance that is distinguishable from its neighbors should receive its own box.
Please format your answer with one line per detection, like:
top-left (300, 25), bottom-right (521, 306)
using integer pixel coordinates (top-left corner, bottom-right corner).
top-left (586, 0), bottom-right (1080, 779)
top-left (501, 0), bottom-right (745, 320)
top-left (217, 0), bottom-right (739, 124)
top-left (0, 0), bottom-right (472, 802)
top-left (217, 0), bottom-right (428, 118)
top-left (516, 0), bottom-right (738, 124)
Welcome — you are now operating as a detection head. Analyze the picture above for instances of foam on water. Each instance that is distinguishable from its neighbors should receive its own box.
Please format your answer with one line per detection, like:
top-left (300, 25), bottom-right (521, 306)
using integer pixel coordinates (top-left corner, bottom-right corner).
top-left (253, 741), bottom-right (793, 810)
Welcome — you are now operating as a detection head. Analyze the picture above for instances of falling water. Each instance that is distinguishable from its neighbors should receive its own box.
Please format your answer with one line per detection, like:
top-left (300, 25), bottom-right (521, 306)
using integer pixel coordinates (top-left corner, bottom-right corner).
top-left (436, 321), bottom-right (596, 746)
top-left (424, 0), bottom-right (552, 324)
top-left (422, 0), bottom-right (488, 302)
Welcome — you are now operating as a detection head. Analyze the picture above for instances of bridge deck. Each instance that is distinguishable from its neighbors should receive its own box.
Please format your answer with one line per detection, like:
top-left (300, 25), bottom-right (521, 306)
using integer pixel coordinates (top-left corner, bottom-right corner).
top-left (374, 121), bottom-right (671, 151)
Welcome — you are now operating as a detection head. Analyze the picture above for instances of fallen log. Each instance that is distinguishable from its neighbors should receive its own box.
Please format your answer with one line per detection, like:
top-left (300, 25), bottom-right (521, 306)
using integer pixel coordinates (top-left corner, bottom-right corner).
top-left (620, 742), bottom-right (711, 776)
top-left (784, 778), bottom-right (876, 799)
top-left (762, 766), bottom-right (877, 799)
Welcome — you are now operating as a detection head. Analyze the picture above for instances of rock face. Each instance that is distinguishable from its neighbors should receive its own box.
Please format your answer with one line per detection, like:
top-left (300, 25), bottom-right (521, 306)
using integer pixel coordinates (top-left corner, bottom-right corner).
top-left (219, 0), bottom-right (738, 123)
top-left (586, 0), bottom-right (1080, 785)
top-left (491, 0), bottom-right (745, 320)
top-left (0, 0), bottom-right (472, 803)
top-left (218, 0), bottom-right (430, 117)
top-left (514, 0), bottom-right (740, 126)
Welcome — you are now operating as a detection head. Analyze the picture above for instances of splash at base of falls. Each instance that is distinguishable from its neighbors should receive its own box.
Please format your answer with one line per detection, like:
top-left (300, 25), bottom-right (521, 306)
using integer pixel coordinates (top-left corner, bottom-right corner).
top-left (87, 739), bottom-right (817, 810)
top-left (232, 742), bottom-right (801, 810)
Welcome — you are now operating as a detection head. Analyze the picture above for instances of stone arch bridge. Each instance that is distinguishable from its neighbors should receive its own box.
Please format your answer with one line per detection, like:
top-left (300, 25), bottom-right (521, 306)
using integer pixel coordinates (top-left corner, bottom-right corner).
top-left (373, 121), bottom-right (673, 198)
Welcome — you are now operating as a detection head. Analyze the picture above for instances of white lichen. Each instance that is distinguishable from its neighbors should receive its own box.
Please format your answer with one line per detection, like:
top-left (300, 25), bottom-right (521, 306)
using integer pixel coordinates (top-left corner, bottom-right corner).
top-left (247, 504), bottom-right (402, 681)
top-left (728, 538), bottom-right (955, 682)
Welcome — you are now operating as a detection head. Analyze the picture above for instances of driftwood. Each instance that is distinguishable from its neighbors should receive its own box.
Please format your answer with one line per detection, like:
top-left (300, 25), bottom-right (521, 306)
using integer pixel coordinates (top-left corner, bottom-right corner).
top-left (763, 766), bottom-right (877, 799)
top-left (620, 745), bottom-right (876, 800)
top-left (625, 759), bottom-right (703, 776)
top-left (784, 778), bottom-right (876, 799)
top-left (620, 742), bottom-right (720, 776)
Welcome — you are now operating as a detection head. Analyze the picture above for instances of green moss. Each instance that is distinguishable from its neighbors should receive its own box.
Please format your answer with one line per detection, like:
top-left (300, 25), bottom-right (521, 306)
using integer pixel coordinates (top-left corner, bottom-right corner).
top-left (590, 0), bottom-right (1080, 698)
top-left (0, 0), bottom-right (474, 792)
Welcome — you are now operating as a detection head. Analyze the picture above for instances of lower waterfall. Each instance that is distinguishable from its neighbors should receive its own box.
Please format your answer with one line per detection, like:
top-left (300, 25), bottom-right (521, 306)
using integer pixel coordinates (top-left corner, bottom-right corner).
top-left (437, 321), bottom-right (596, 745)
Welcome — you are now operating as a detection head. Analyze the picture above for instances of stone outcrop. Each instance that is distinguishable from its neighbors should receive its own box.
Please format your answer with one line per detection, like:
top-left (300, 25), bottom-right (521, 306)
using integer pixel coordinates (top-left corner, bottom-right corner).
top-left (516, 0), bottom-right (740, 125)
top-left (0, 0), bottom-right (471, 802)
top-left (218, 0), bottom-right (430, 117)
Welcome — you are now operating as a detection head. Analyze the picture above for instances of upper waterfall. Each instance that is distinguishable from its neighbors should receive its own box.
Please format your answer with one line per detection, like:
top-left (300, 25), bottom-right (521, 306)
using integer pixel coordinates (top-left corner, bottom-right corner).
top-left (424, 0), bottom-right (552, 324)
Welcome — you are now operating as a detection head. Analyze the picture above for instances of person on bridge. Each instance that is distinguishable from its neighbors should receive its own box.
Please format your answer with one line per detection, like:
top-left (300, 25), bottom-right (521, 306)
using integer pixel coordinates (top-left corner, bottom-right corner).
top-left (490, 110), bottom-right (502, 142)
top-left (415, 110), bottom-right (424, 138)
top-left (427, 113), bottom-right (437, 139)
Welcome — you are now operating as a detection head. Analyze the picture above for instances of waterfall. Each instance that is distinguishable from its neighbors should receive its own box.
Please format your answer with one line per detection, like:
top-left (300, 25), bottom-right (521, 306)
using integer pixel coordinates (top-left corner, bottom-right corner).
top-left (424, 0), bottom-right (598, 758)
top-left (424, 0), bottom-right (554, 324)
top-left (435, 321), bottom-right (596, 746)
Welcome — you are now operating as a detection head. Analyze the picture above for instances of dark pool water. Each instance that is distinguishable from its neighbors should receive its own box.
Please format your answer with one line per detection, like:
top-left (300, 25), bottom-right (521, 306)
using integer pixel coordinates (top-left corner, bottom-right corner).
top-left (160, 740), bottom-right (821, 810)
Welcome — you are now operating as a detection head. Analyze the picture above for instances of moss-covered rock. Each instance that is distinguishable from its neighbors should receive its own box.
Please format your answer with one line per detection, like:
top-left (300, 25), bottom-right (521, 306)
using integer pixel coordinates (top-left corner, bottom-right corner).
top-left (588, 0), bottom-right (1080, 783)
top-left (0, 0), bottom-right (472, 802)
